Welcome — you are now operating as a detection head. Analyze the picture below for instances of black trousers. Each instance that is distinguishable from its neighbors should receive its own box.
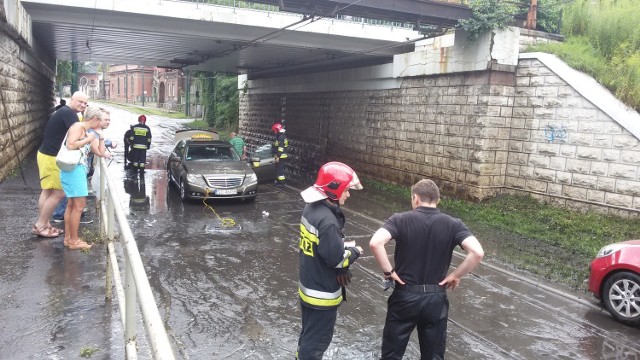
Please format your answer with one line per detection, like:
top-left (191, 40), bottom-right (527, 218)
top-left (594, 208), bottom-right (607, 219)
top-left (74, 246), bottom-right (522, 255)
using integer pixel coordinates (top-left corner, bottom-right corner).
top-left (381, 288), bottom-right (449, 360)
top-left (296, 304), bottom-right (337, 360)
top-left (130, 148), bottom-right (147, 171)
top-left (276, 158), bottom-right (286, 183)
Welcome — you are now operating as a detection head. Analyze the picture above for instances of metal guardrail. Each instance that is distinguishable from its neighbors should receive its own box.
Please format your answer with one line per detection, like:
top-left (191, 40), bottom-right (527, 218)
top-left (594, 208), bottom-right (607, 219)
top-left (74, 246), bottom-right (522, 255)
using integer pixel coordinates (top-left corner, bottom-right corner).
top-left (96, 158), bottom-right (175, 359)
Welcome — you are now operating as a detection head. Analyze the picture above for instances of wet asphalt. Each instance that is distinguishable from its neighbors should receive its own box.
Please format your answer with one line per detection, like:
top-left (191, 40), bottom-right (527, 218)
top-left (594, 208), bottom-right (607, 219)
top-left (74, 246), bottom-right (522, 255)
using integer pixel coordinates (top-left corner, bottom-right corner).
top-left (0, 104), bottom-right (639, 359)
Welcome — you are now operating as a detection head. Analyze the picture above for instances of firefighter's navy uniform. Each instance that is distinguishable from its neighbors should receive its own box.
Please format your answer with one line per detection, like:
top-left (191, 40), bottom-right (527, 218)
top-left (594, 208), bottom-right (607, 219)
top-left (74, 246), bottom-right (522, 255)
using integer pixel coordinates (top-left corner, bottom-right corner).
top-left (296, 200), bottom-right (361, 359)
top-left (123, 126), bottom-right (134, 169)
top-left (272, 131), bottom-right (288, 185)
top-left (129, 122), bottom-right (151, 173)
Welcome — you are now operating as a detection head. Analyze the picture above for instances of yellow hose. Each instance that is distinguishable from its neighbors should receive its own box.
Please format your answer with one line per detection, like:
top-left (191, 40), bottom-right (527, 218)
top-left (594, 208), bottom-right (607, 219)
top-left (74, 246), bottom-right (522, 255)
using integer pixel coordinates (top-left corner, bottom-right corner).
top-left (203, 189), bottom-right (236, 227)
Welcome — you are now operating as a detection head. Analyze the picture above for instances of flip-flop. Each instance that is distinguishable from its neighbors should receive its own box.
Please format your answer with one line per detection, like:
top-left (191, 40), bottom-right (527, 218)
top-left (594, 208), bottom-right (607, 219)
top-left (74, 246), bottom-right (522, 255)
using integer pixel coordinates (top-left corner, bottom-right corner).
top-left (67, 239), bottom-right (92, 250)
top-left (32, 225), bottom-right (61, 238)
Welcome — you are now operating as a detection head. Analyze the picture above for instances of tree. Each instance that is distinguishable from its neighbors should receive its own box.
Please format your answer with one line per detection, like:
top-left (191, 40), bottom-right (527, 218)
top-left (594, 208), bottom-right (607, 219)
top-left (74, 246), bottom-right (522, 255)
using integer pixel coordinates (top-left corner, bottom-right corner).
top-left (458, 0), bottom-right (518, 42)
top-left (56, 60), bottom-right (72, 96)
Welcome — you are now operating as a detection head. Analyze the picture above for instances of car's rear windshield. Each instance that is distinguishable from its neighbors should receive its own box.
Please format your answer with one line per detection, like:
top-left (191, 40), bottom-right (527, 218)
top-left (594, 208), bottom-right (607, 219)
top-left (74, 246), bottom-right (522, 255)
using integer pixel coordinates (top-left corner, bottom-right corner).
top-left (185, 145), bottom-right (241, 162)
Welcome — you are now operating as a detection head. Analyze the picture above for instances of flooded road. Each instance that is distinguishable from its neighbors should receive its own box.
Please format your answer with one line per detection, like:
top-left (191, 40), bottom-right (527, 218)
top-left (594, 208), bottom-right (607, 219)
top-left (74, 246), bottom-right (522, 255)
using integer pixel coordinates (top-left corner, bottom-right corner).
top-left (1, 104), bottom-right (638, 359)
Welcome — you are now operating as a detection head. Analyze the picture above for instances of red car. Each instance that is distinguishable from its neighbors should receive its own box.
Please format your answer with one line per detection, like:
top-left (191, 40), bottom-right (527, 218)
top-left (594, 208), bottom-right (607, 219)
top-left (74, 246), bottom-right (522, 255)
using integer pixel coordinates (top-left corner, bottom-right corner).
top-left (588, 240), bottom-right (640, 326)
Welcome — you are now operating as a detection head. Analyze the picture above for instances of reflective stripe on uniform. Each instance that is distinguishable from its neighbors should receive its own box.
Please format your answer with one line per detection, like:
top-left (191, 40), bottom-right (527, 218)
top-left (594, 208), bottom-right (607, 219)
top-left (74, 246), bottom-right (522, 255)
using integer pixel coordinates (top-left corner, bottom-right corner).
top-left (335, 249), bottom-right (352, 268)
top-left (277, 175), bottom-right (285, 180)
top-left (132, 144), bottom-right (147, 149)
top-left (300, 217), bottom-right (319, 257)
top-left (299, 284), bottom-right (342, 307)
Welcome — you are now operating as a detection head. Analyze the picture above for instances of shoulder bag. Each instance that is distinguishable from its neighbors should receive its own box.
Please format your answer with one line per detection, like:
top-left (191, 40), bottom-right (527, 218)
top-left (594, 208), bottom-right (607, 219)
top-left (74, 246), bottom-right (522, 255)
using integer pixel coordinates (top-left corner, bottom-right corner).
top-left (56, 133), bottom-right (84, 172)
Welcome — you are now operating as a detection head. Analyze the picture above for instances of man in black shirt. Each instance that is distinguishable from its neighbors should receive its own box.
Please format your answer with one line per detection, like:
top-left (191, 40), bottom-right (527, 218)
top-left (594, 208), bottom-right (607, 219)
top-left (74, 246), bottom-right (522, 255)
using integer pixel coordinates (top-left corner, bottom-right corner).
top-left (33, 91), bottom-right (88, 238)
top-left (369, 179), bottom-right (484, 360)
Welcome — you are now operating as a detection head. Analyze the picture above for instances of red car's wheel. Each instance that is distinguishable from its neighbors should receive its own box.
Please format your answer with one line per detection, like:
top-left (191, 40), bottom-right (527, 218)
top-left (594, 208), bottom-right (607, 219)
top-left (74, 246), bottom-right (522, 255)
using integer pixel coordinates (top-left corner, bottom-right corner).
top-left (602, 271), bottom-right (640, 326)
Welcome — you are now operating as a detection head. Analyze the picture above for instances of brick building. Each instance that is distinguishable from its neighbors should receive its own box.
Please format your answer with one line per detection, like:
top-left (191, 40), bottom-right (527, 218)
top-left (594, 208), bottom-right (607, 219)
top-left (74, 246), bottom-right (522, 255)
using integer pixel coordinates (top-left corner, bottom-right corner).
top-left (154, 67), bottom-right (184, 109)
top-left (107, 65), bottom-right (154, 104)
top-left (107, 65), bottom-right (184, 109)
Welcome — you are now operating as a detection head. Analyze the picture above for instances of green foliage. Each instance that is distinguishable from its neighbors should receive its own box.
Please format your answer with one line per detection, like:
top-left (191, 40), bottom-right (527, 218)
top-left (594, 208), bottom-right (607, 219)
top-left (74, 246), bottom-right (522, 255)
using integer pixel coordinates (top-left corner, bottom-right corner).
top-left (56, 60), bottom-right (72, 89)
top-left (458, 0), bottom-right (518, 42)
top-left (530, 0), bottom-right (640, 111)
top-left (443, 194), bottom-right (639, 257)
top-left (197, 73), bottom-right (216, 127)
top-left (194, 72), bottom-right (239, 132)
top-left (534, 0), bottom-right (564, 34)
top-left (562, 0), bottom-right (640, 59)
top-left (528, 37), bottom-right (607, 75)
top-left (213, 74), bottom-right (239, 130)
top-left (79, 347), bottom-right (99, 357)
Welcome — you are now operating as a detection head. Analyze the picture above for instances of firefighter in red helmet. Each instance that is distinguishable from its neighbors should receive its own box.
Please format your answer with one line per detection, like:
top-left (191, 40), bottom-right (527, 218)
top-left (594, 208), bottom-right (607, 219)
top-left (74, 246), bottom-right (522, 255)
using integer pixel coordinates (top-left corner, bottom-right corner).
top-left (271, 122), bottom-right (288, 187)
top-left (129, 114), bottom-right (152, 174)
top-left (296, 162), bottom-right (364, 359)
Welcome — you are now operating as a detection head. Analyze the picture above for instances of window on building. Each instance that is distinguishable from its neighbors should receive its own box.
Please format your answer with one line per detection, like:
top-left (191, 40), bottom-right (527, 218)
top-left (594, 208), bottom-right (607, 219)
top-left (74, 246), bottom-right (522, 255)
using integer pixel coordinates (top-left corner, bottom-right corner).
top-left (131, 77), bottom-right (134, 94)
top-left (117, 78), bottom-right (120, 95)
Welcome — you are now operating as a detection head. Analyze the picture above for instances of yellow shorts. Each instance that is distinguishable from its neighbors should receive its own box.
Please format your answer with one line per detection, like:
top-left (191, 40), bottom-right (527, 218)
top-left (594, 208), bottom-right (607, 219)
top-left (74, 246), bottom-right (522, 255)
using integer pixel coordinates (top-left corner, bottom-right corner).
top-left (37, 151), bottom-right (62, 190)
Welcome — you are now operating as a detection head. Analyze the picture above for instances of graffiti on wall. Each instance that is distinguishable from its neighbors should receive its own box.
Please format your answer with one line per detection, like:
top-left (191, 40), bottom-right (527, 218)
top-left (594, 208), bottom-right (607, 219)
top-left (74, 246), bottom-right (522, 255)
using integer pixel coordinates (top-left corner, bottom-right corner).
top-left (544, 125), bottom-right (567, 143)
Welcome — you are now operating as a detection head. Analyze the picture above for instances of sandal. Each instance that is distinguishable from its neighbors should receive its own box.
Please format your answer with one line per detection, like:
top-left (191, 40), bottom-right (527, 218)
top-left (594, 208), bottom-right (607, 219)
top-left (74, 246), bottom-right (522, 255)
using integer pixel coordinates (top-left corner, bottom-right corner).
top-left (67, 239), bottom-right (92, 250)
top-left (32, 225), bottom-right (61, 238)
top-left (45, 225), bottom-right (63, 236)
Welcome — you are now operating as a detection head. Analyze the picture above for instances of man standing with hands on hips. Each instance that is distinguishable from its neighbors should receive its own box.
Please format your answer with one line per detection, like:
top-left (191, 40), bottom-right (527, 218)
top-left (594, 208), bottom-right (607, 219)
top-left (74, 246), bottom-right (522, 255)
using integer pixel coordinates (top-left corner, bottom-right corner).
top-left (369, 179), bottom-right (484, 360)
top-left (296, 162), bottom-right (364, 360)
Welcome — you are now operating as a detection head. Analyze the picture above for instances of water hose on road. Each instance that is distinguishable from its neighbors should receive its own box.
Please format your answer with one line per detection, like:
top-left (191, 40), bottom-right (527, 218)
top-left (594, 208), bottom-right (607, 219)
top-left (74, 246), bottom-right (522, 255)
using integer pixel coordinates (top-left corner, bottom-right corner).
top-left (203, 189), bottom-right (236, 227)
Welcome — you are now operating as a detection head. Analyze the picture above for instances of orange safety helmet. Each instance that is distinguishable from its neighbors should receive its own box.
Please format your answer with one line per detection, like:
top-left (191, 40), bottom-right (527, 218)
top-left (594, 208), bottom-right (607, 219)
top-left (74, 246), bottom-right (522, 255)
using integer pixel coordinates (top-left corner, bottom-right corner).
top-left (138, 114), bottom-right (147, 124)
top-left (300, 162), bottom-right (363, 203)
top-left (271, 122), bottom-right (284, 134)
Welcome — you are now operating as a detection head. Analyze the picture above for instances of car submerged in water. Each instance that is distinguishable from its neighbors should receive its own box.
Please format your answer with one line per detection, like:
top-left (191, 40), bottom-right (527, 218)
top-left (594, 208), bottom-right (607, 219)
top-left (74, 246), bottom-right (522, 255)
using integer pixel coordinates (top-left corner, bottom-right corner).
top-left (588, 240), bottom-right (640, 326)
top-left (167, 130), bottom-right (260, 201)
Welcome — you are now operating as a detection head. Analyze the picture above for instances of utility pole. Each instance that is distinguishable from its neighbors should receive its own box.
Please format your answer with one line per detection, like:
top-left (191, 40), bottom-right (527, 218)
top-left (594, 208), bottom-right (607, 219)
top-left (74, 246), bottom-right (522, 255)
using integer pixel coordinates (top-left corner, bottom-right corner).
top-left (526, 0), bottom-right (538, 30)
top-left (184, 70), bottom-right (190, 117)
top-left (125, 64), bottom-right (128, 103)
top-left (141, 65), bottom-right (145, 107)
top-left (71, 61), bottom-right (78, 93)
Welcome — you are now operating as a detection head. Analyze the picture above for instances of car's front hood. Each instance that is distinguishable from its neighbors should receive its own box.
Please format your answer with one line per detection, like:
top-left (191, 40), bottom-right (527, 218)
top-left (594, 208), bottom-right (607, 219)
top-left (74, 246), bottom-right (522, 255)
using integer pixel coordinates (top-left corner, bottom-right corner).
top-left (185, 161), bottom-right (253, 176)
top-left (618, 239), bottom-right (640, 246)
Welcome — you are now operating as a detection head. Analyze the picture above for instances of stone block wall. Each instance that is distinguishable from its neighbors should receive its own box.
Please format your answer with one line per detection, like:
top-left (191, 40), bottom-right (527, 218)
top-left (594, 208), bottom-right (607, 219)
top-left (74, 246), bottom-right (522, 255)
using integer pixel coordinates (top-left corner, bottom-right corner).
top-left (240, 70), bottom-right (515, 197)
top-left (506, 58), bottom-right (640, 216)
top-left (0, 7), bottom-right (55, 182)
top-left (240, 56), bottom-right (640, 216)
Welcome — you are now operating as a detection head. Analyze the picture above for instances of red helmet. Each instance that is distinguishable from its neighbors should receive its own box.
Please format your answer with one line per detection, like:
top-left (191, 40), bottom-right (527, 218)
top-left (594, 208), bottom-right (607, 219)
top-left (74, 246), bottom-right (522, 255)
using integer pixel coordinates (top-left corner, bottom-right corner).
top-left (300, 162), bottom-right (363, 203)
top-left (138, 115), bottom-right (147, 123)
top-left (271, 123), bottom-right (284, 134)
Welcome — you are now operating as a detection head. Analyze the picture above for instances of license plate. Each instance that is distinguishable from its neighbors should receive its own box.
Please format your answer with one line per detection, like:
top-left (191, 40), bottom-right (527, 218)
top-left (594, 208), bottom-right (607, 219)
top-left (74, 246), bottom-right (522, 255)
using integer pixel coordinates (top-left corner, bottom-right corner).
top-left (215, 189), bottom-right (237, 195)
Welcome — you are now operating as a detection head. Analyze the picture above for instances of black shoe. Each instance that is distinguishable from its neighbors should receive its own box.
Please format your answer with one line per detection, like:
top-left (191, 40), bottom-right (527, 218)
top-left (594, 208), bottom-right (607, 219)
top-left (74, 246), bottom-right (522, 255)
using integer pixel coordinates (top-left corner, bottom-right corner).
top-left (79, 214), bottom-right (94, 224)
top-left (52, 217), bottom-right (64, 223)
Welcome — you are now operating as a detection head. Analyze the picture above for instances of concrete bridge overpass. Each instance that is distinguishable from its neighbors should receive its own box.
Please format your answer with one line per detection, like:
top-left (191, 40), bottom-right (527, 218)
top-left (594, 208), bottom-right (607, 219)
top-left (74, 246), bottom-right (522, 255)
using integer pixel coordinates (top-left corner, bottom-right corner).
top-left (18, 0), bottom-right (470, 78)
